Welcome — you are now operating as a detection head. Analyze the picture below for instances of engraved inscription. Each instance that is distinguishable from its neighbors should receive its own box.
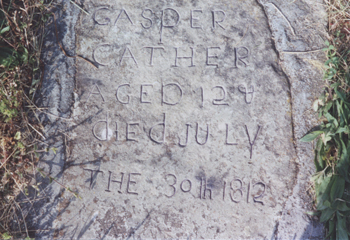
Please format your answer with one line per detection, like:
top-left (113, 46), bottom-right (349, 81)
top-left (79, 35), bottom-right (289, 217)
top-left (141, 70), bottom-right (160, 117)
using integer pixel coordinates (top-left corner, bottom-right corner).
top-left (91, 44), bottom-right (250, 68)
top-left (80, 167), bottom-right (268, 206)
top-left (172, 47), bottom-right (195, 67)
top-left (238, 84), bottom-right (254, 104)
top-left (161, 173), bottom-right (267, 204)
top-left (190, 10), bottom-right (203, 29)
top-left (160, 8), bottom-right (180, 43)
top-left (74, 5), bottom-right (293, 233)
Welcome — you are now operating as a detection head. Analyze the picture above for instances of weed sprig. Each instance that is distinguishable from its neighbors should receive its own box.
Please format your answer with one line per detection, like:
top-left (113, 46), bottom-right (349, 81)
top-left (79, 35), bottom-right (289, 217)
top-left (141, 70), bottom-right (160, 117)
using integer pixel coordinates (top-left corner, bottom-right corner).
top-left (301, 0), bottom-right (350, 238)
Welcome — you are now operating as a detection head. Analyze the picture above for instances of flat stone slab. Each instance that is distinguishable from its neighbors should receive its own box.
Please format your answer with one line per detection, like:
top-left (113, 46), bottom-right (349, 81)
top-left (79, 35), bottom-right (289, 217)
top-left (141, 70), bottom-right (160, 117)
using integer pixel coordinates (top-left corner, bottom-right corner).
top-left (34, 0), bottom-right (327, 238)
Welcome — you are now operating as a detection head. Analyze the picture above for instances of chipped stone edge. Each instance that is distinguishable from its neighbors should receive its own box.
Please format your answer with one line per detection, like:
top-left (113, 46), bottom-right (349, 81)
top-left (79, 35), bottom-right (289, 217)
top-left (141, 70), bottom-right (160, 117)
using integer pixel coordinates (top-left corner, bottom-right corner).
top-left (256, 0), bottom-right (326, 238)
top-left (32, 0), bottom-right (80, 238)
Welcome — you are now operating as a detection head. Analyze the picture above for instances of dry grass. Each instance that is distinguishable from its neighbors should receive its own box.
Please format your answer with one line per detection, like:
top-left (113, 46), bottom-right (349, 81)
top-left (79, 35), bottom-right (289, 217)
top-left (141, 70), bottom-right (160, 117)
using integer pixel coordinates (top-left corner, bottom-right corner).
top-left (0, 0), bottom-right (50, 238)
top-left (325, 0), bottom-right (350, 60)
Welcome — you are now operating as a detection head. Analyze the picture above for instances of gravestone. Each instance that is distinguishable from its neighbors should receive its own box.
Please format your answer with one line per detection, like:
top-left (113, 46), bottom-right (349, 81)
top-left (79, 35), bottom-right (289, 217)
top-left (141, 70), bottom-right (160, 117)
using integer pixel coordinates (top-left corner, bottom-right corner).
top-left (35, 0), bottom-right (327, 238)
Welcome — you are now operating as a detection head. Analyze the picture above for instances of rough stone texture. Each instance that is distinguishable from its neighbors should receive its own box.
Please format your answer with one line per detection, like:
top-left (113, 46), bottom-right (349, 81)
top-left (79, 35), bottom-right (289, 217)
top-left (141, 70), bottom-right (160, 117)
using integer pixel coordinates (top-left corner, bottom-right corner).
top-left (33, 0), bottom-right (327, 238)
top-left (257, 0), bottom-right (327, 238)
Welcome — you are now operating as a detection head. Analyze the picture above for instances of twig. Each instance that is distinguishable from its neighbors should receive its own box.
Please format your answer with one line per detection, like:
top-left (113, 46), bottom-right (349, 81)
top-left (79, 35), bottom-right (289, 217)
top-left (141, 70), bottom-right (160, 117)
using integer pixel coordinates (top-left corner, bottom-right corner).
top-left (27, 122), bottom-right (46, 140)
top-left (0, 147), bottom-right (17, 169)
top-left (14, 201), bottom-right (29, 239)
top-left (282, 49), bottom-right (324, 54)
top-left (69, 0), bottom-right (89, 15)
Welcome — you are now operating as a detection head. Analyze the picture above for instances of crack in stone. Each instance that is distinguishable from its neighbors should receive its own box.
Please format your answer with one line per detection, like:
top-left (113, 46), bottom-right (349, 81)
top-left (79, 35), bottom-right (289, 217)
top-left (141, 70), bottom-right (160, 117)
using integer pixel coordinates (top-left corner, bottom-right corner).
top-left (255, 0), bottom-right (301, 238)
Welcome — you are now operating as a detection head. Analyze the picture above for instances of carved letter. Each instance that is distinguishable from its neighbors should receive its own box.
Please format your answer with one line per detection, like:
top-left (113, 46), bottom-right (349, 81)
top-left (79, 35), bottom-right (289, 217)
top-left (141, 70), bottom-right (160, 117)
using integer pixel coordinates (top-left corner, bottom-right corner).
top-left (93, 7), bottom-right (111, 25)
top-left (114, 9), bottom-right (134, 26)
top-left (212, 86), bottom-right (228, 105)
top-left (93, 44), bottom-right (112, 66)
top-left (112, 172), bottom-right (125, 193)
top-left (245, 125), bottom-right (261, 159)
top-left (179, 123), bottom-right (191, 147)
top-left (143, 47), bottom-right (165, 66)
top-left (195, 123), bottom-right (209, 145)
top-left (115, 122), bottom-right (119, 141)
top-left (92, 112), bottom-right (110, 141)
top-left (212, 10), bottom-right (226, 29)
top-left (173, 47), bottom-right (195, 67)
top-left (86, 83), bottom-right (105, 103)
top-left (253, 182), bottom-right (266, 205)
top-left (84, 169), bottom-right (103, 189)
top-left (160, 8), bottom-right (180, 43)
top-left (149, 114), bottom-right (166, 144)
top-left (238, 84), bottom-right (254, 104)
top-left (234, 47), bottom-right (250, 67)
top-left (200, 87), bottom-right (204, 108)
top-left (126, 123), bottom-right (139, 142)
top-left (119, 47), bottom-right (138, 67)
top-left (200, 177), bottom-right (212, 200)
top-left (140, 84), bottom-right (153, 103)
top-left (190, 10), bottom-right (202, 29)
top-left (180, 179), bottom-right (192, 193)
top-left (226, 124), bottom-right (238, 145)
top-left (127, 173), bottom-right (141, 195)
top-left (165, 174), bottom-right (177, 198)
top-left (206, 47), bottom-right (221, 67)
top-left (230, 179), bottom-right (243, 203)
top-left (116, 83), bottom-right (130, 104)
top-left (162, 83), bottom-right (183, 105)
top-left (141, 8), bottom-right (153, 29)
top-left (105, 171), bottom-right (112, 192)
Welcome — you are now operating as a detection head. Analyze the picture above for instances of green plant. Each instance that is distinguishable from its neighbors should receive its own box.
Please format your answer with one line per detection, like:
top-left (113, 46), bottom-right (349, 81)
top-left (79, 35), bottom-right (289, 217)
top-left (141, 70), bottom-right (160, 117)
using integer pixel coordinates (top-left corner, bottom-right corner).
top-left (301, 1), bottom-right (350, 238)
top-left (302, 41), bottom-right (350, 238)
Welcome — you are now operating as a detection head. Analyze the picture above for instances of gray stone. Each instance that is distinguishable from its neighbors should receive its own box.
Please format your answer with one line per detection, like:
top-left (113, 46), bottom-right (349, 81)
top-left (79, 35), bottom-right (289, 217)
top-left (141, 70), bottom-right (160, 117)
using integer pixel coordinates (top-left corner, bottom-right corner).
top-left (33, 0), bottom-right (327, 238)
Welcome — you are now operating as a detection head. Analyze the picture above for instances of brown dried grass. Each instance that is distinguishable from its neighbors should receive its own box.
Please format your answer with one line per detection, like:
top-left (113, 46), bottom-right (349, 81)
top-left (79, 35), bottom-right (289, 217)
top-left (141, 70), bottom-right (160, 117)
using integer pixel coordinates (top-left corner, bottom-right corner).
top-left (0, 0), bottom-right (50, 238)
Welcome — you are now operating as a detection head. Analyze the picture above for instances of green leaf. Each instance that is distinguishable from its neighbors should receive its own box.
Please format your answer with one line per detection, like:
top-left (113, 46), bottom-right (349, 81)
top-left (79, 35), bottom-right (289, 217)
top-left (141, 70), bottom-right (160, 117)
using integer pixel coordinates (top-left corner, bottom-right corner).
top-left (305, 211), bottom-right (321, 216)
top-left (316, 175), bottom-right (333, 210)
top-left (335, 89), bottom-right (350, 107)
top-left (0, 46), bottom-right (19, 68)
top-left (322, 132), bottom-right (333, 145)
top-left (325, 112), bottom-right (339, 128)
top-left (51, 147), bottom-right (57, 154)
top-left (336, 212), bottom-right (349, 240)
top-left (336, 127), bottom-right (349, 134)
top-left (326, 218), bottom-right (335, 239)
top-left (337, 202), bottom-right (350, 212)
top-left (320, 207), bottom-right (335, 222)
top-left (17, 141), bottom-right (25, 149)
top-left (300, 130), bottom-right (324, 142)
top-left (0, 25), bottom-right (10, 34)
top-left (14, 131), bottom-right (21, 140)
top-left (325, 101), bottom-right (334, 113)
top-left (19, 46), bottom-right (29, 64)
top-left (337, 144), bottom-right (350, 182)
top-left (330, 176), bottom-right (345, 202)
top-left (315, 138), bottom-right (324, 171)
top-left (1, 232), bottom-right (12, 240)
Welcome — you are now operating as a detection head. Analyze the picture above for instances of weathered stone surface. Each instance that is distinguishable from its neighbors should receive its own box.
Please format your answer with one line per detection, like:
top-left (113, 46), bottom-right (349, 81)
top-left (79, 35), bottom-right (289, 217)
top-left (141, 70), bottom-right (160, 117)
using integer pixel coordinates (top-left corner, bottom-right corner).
top-left (33, 0), bottom-right (326, 238)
